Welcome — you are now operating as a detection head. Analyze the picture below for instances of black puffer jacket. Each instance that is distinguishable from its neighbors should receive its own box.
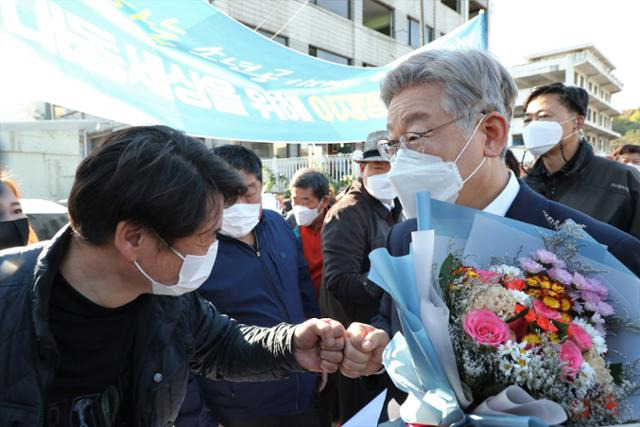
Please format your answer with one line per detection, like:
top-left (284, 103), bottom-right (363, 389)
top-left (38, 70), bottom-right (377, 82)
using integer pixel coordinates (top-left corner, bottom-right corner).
top-left (526, 139), bottom-right (640, 239)
top-left (319, 178), bottom-right (402, 326)
top-left (0, 227), bottom-right (302, 426)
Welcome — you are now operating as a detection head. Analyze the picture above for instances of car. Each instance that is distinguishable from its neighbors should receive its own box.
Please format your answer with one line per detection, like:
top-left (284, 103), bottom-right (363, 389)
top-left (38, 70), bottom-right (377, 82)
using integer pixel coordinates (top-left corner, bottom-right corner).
top-left (20, 198), bottom-right (69, 241)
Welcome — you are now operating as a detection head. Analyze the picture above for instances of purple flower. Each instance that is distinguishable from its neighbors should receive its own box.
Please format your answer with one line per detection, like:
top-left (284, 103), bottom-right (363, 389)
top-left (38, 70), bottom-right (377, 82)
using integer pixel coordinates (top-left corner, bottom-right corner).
top-left (591, 313), bottom-right (605, 333)
top-left (519, 257), bottom-right (543, 274)
top-left (587, 277), bottom-right (608, 298)
top-left (532, 249), bottom-right (566, 269)
top-left (597, 301), bottom-right (614, 317)
top-left (549, 267), bottom-right (573, 285)
top-left (581, 290), bottom-right (602, 305)
top-left (572, 272), bottom-right (589, 290)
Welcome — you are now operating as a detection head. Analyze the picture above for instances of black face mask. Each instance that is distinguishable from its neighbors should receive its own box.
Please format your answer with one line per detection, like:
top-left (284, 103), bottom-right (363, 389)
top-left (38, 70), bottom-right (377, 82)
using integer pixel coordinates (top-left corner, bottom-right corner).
top-left (0, 217), bottom-right (30, 250)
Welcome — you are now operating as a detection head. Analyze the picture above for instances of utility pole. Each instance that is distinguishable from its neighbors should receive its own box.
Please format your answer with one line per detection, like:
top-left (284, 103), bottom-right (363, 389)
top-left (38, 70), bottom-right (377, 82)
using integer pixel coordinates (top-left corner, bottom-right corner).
top-left (418, 0), bottom-right (425, 46)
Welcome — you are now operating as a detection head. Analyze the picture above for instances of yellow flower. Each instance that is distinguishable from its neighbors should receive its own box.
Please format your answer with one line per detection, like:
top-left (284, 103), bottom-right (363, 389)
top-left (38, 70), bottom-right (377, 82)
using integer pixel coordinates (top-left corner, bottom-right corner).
top-left (561, 298), bottom-right (572, 312)
top-left (552, 283), bottom-right (565, 292)
top-left (527, 278), bottom-right (539, 287)
top-left (547, 290), bottom-right (558, 297)
top-left (467, 271), bottom-right (478, 278)
top-left (540, 280), bottom-right (551, 289)
top-left (543, 296), bottom-right (560, 309)
top-left (528, 289), bottom-right (541, 298)
top-left (548, 332), bottom-right (560, 343)
top-left (561, 313), bottom-right (572, 323)
top-left (523, 333), bottom-right (541, 346)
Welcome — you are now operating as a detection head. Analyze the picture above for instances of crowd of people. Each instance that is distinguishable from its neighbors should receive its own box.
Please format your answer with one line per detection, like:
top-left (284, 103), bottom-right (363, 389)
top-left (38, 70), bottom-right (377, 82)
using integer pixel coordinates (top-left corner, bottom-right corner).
top-left (1, 47), bottom-right (639, 427)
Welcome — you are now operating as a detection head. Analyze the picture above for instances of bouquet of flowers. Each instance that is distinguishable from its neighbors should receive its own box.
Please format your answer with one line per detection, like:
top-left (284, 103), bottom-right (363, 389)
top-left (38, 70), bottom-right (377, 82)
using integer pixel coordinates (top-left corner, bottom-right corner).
top-left (442, 244), bottom-right (636, 425)
top-left (369, 193), bottom-right (640, 427)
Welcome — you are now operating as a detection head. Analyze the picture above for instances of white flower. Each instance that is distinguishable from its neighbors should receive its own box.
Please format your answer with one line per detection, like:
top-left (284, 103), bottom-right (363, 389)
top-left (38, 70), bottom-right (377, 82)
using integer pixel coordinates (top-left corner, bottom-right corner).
top-left (499, 358), bottom-right (514, 376)
top-left (573, 317), bottom-right (608, 354)
top-left (490, 264), bottom-right (523, 278)
top-left (508, 289), bottom-right (531, 305)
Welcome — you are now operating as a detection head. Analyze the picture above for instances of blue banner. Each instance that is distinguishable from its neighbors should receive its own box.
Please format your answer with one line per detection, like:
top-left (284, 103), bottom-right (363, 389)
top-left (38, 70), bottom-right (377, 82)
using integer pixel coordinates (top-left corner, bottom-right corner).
top-left (0, 0), bottom-right (486, 142)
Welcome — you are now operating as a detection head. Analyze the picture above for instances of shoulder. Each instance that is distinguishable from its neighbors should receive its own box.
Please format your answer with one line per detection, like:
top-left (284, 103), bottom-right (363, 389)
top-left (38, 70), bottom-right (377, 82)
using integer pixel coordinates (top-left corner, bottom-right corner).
top-left (0, 243), bottom-right (46, 287)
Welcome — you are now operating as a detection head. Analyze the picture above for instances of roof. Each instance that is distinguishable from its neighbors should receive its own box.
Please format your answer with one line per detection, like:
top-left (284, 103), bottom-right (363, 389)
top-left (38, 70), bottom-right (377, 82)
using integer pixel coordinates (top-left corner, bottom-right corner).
top-left (524, 43), bottom-right (615, 70)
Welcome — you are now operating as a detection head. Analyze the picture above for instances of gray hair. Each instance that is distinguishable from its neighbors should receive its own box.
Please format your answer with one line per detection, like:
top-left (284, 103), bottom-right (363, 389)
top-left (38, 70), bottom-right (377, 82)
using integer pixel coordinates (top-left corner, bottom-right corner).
top-left (290, 168), bottom-right (330, 200)
top-left (381, 49), bottom-right (517, 139)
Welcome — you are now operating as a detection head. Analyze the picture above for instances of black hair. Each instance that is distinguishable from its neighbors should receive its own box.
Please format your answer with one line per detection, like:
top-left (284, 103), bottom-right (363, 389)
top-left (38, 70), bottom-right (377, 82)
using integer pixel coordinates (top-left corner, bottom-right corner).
top-left (290, 168), bottom-right (330, 200)
top-left (68, 125), bottom-right (246, 245)
top-left (504, 149), bottom-right (520, 177)
top-left (524, 82), bottom-right (588, 117)
top-left (619, 144), bottom-right (640, 155)
top-left (213, 145), bottom-right (262, 182)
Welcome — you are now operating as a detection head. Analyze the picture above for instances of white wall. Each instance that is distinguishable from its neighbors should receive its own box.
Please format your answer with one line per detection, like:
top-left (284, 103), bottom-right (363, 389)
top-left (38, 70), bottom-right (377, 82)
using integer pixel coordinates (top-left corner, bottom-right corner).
top-left (0, 128), bottom-right (83, 201)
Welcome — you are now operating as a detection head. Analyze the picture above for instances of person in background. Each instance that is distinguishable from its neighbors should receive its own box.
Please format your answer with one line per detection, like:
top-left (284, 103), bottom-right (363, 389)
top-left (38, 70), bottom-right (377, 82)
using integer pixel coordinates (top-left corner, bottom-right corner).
top-left (320, 130), bottom-right (402, 423)
top-left (504, 149), bottom-right (521, 177)
top-left (178, 145), bottom-right (322, 427)
top-left (615, 144), bottom-right (640, 172)
top-left (522, 82), bottom-right (640, 239)
top-left (287, 168), bottom-right (331, 299)
top-left (0, 173), bottom-right (37, 249)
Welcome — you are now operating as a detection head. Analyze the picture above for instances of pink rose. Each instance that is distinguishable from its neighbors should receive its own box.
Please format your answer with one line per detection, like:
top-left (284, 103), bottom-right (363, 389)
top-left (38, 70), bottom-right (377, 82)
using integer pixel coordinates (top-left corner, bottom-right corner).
top-left (560, 340), bottom-right (583, 380)
top-left (477, 269), bottom-right (498, 282)
top-left (569, 323), bottom-right (593, 352)
top-left (533, 299), bottom-right (561, 320)
top-left (463, 309), bottom-right (511, 347)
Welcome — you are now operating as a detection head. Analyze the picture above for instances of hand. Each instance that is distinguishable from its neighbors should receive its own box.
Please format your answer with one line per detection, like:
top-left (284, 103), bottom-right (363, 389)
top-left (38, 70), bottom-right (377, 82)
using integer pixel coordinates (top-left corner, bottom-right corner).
top-left (340, 322), bottom-right (389, 378)
top-left (293, 318), bottom-right (345, 373)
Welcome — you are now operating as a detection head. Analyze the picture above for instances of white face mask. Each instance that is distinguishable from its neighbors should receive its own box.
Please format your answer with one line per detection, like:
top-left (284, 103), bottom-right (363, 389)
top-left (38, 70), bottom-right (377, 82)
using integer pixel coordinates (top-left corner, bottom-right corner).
top-left (388, 115), bottom-right (485, 219)
top-left (220, 203), bottom-right (261, 238)
top-left (135, 240), bottom-right (219, 296)
top-left (292, 203), bottom-right (322, 227)
top-left (522, 117), bottom-right (576, 157)
top-left (364, 172), bottom-right (397, 202)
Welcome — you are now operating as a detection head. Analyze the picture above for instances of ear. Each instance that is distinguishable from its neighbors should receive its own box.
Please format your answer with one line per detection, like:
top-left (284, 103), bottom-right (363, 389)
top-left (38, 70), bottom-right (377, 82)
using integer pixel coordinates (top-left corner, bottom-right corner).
top-left (481, 112), bottom-right (509, 158)
top-left (359, 163), bottom-right (366, 174)
top-left (114, 220), bottom-right (146, 262)
top-left (575, 115), bottom-right (585, 131)
top-left (320, 196), bottom-right (331, 211)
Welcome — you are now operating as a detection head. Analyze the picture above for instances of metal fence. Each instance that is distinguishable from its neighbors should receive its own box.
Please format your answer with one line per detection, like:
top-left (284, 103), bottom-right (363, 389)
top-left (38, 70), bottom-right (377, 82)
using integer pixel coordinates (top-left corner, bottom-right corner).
top-left (262, 153), bottom-right (357, 190)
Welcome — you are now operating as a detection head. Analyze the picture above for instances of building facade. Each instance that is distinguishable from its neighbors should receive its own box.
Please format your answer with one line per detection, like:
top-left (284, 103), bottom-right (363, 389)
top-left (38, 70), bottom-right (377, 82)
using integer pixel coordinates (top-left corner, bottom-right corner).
top-left (509, 44), bottom-right (622, 158)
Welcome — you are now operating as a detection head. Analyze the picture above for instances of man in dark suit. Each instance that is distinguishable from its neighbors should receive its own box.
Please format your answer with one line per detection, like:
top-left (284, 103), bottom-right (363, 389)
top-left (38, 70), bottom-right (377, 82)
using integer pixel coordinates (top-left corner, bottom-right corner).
top-left (370, 48), bottom-right (640, 369)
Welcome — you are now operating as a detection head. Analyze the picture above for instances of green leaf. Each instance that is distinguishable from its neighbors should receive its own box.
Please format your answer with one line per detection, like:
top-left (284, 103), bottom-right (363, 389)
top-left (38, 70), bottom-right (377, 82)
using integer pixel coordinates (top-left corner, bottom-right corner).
top-left (552, 320), bottom-right (569, 341)
top-left (439, 254), bottom-right (461, 299)
top-left (505, 306), bottom-right (529, 323)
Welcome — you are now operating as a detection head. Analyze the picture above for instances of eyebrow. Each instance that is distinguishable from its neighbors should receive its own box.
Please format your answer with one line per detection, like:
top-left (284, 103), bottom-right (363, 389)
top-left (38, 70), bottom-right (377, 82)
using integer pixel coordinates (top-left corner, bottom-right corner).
top-left (388, 111), bottom-right (431, 132)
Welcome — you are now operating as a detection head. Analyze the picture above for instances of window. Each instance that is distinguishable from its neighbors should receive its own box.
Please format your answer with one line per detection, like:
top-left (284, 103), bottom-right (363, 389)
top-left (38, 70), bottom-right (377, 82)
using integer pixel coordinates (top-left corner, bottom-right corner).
top-left (469, 0), bottom-right (485, 18)
top-left (512, 135), bottom-right (524, 146)
top-left (313, 0), bottom-right (351, 19)
top-left (363, 0), bottom-right (393, 37)
top-left (256, 28), bottom-right (288, 46)
top-left (309, 46), bottom-right (352, 65)
top-left (363, 62), bottom-right (379, 67)
top-left (408, 17), bottom-right (420, 48)
top-left (442, 0), bottom-right (459, 12)
top-left (574, 72), bottom-right (579, 85)
top-left (426, 25), bottom-right (434, 43)
top-left (588, 81), bottom-right (593, 92)
top-left (579, 75), bottom-right (585, 87)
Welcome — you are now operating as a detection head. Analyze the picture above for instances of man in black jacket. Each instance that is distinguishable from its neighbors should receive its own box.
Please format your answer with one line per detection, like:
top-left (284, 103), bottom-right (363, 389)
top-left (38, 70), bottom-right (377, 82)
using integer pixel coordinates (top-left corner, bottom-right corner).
top-left (319, 130), bottom-right (402, 423)
top-left (0, 126), bottom-right (387, 427)
top-left (523, 82), bottom-right (640, 239)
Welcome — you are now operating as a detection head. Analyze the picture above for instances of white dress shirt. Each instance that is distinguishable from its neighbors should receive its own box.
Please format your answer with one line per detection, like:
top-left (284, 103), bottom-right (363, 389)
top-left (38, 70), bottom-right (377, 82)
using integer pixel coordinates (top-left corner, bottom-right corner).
top-left (482, 171), bottom-right (520, 217)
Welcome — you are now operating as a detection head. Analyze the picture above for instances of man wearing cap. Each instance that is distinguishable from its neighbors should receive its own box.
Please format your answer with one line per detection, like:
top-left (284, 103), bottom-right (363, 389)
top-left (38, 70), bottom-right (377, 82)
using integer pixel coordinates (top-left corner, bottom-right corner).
top-left (523, 82), bottom-right (640, 239)
top-left (319, 130), bottom-right (402, 422)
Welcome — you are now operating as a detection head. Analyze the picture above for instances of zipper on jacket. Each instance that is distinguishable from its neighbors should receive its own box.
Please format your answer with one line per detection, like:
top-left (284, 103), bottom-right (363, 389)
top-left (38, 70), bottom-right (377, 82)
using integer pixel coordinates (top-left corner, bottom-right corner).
top-left (240, 232), bottom-right (292, 323)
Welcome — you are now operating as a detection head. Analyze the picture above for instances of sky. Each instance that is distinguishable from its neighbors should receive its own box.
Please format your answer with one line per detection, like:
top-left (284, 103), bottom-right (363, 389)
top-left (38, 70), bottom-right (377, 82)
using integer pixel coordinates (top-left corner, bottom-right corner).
top-left (489, 0), bottom-right (640, 111)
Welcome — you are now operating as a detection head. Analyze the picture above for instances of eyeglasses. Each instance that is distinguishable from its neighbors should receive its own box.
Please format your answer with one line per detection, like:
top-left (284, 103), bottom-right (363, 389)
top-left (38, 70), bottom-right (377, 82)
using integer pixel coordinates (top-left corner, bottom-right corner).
top-left (377, 115), bottom-right (468, 160)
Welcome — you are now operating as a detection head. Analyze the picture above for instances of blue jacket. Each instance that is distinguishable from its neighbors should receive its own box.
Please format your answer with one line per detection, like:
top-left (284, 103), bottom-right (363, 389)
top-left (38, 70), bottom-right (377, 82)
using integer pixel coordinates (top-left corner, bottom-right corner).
top-left (180, 209), bottom-right (320, 423)
top-left (372, 180), bottom-right (640, 337)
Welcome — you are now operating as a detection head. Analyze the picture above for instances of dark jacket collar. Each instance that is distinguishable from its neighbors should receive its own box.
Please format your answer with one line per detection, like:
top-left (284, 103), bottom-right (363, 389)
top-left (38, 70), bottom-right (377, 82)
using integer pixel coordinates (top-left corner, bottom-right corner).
top-left (31, 225), bottom-right (73, 351)
top-left (528, 137), bottom-right (593, 180)
top-left (348, 178), bottom-right (403, 222)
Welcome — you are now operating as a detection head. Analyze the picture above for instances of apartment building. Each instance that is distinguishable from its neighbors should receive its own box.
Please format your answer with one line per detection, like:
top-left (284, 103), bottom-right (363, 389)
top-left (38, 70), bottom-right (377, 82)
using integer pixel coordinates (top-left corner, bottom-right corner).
top-left (509, 44), bottom-right (622, 157)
